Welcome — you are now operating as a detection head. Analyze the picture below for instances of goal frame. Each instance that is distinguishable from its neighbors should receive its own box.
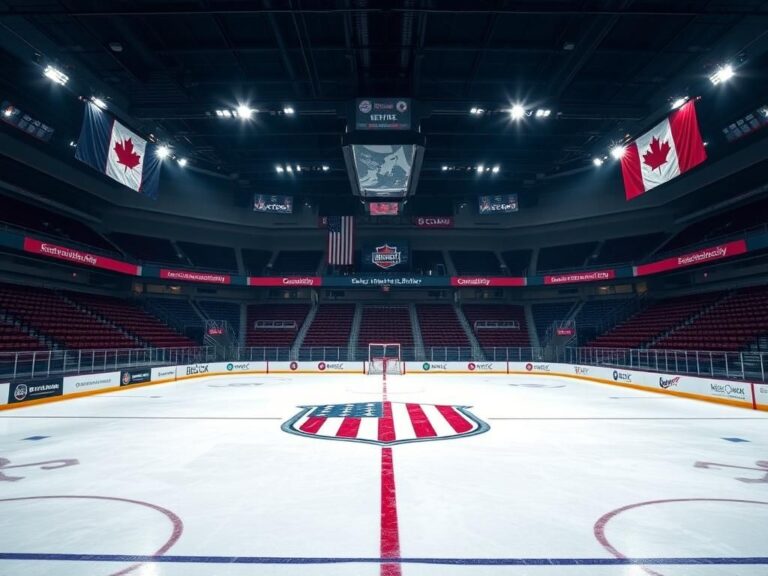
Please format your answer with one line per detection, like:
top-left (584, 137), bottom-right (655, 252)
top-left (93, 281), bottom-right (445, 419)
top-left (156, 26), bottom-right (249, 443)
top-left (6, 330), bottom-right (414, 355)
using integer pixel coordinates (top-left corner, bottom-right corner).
top-left (366, 342), bottom-right (404, 375)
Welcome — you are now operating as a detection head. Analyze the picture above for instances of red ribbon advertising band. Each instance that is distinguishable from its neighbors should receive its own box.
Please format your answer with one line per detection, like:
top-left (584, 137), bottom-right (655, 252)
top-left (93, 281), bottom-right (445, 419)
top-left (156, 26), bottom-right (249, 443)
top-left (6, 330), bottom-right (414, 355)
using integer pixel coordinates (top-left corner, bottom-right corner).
top-left (543, 269), bottom-right (616, 285)
top-left (450, 276), bottom-right (527, 287)
top-left (23, 237), bottom-right (141, 276)
top-left (247, 277), bottom-right (322, 287)
top-left (635, 240), bottom-right (748, 276)
top-left (159, 269), bottom-right (231, 284)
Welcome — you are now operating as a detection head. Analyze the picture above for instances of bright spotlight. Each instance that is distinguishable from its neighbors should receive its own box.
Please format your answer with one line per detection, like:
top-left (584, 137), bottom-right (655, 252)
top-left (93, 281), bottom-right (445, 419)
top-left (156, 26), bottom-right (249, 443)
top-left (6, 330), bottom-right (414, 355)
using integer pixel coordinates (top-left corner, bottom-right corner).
top-left (670, 97), bottom-right (688, 110)
top-left (177, 158), bottom-right (187, 167)
top-left (593, 157), bottom-right (604, 167)
top-left (510, 104), bottom-right (525, 120)
top-left (91, 97), bottom-right (107, 110)
top-left (476, 164), bottom-right (484, 172)
top-left (155, 145), bottom-right (170, 159)
top-left (215, 109), bottom-right (224, 117)
top-left (491, 165), bottom-right (500, 173)
top-left (470, 107), bottom-right (477, 115)
top-left (275, 165), bottom-right (284, 173)
top-left (321, 165), bottom-right (329, 172)
top-left (3, 107), bottom-right (12, 117)
top-left (236, 104), bottom-right (253, 119)
top-left (69, 140), bottom-right (77, 148)
top-left (283, 106), bottom-right (295, 115)
top-left (535, 108), bottom-right (551, 118)
top-left (610, 145), bottom-right (626, 160)
top-left (441, 165), bottom-right (448, 171)
top-left (222, 109), bottom-right (232, 118)
top-left (709, 64), bottom-right (734, 85)
top-left (286, 165), bottom-right (293, 173)
top-left (295, 164), bottom-right (301, 172)
top-left (43, 65), bottom-right (68, 86)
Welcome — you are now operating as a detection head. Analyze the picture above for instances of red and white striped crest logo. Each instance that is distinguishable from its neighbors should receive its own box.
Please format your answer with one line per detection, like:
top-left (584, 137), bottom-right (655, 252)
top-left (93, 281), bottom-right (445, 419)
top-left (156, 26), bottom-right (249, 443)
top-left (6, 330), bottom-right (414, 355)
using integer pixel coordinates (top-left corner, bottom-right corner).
top-left (282, 401), bottom-right (488, 446)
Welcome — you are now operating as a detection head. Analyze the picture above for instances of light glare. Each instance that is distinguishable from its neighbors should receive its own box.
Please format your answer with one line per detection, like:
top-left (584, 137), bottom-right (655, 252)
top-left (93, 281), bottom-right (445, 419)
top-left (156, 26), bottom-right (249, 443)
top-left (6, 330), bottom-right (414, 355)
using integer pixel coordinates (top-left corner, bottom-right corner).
top-left (156, 145), bottom-right (170, 159)
top-left (593, 157), bottom-right (604, 167)
top-left (43, 65), bottom-right (68, 85)
top-left (91, 97), bottom-right (107, 110)
top-left (610, 145), bottom-right (626, 160)
top-left (283, 106), bottom-right (295, 115)
top-left (709, 64), bottom-right (734, 85)
top-left (510, 104), bottom-right (525, 120)
top-left (670, 97), bottom-right (687, 110)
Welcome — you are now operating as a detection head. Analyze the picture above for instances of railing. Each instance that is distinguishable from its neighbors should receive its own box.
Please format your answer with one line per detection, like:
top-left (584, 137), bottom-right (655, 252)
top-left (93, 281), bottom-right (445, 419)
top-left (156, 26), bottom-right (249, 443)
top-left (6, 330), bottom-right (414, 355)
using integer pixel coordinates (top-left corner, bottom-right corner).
top-left (565, 346), bottom-right (767, 382)
top-left (233, 347), bottom-right (292, 361)
top-left (0, 346), bottom-right (215, 380)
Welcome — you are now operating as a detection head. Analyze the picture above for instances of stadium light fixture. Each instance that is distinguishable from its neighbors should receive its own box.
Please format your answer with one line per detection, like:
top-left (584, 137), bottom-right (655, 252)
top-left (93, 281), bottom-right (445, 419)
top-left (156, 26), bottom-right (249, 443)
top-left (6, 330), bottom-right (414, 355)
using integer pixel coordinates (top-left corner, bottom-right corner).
top-left (610, 145), bottom-right (626, 160)
top-left (476, 164), bottom-right (484, 172)
top-left (91, 97), bottom-right (107, 110)
top-left (441, 165), bottom-right (448, 171)
top-left (709, 64), bottom-right (734, 85)
top-left (285, 165), bottom-right (293, 173)
top-left (283, 106), bottom-right (295, 115)
top-left (321, 165), bottom-right (329, 172)
top-left (235, 104), bottom-right (254, 119)
top-left (43, 65), bottom-right (68, 86)
top-left (296, 164), bottom-right (302, 172)
top-left (3, 107), bottom-right (12, 117)
top-left (156, 145), bottom-right (170, 159)
top-left (69, 140), bottom-right (77, 147)
top-left (510, 104), bottom-right (526, 120)
top-left (670, 96), bottom-right (688, 110)
top-left (470, 107), bottom-right (485, 115)
top-left (177, 158), bottom-right (187, 167)
top-left (491, 165), bottom-right (500, 173)
top-left (593, 157), bottom-right (604, 167)
top-left (535, 108), bottom-right (551, 118)
top-left (275, 165), bottom-right (284, 173)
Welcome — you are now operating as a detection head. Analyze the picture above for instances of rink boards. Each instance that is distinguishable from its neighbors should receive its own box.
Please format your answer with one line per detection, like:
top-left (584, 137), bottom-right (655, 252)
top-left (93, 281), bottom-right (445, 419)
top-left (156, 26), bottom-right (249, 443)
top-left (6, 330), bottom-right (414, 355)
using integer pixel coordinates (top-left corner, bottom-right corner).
top-left (2, 360), bottom-right (767, 411)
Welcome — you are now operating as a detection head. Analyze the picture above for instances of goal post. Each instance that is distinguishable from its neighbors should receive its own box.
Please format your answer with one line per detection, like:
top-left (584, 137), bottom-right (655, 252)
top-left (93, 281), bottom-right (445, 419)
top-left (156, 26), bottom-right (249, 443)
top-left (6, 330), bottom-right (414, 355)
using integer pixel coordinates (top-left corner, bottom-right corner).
top-left (366, 342), bottom-right (404, 375)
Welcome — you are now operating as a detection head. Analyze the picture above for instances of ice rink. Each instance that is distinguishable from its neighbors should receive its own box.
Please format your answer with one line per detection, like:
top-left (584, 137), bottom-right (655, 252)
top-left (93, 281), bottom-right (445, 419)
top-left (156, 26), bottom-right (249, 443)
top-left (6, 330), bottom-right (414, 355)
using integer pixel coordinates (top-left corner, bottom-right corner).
top-left (1, 371), bottom-right (767, 576)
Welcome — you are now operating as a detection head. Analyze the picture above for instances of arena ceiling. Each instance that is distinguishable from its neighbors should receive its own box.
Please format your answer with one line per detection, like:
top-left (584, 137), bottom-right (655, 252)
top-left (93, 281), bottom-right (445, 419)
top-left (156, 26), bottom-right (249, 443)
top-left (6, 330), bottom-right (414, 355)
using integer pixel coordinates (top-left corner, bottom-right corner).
top-left (1, 0), bottom-right (768, 211)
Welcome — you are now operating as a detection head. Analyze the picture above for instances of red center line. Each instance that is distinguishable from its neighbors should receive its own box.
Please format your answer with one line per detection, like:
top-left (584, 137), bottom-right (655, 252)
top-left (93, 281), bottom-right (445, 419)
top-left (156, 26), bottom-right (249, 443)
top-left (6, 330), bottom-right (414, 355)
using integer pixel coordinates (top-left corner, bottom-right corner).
top-left (380, 367), bottom-right (402, 576)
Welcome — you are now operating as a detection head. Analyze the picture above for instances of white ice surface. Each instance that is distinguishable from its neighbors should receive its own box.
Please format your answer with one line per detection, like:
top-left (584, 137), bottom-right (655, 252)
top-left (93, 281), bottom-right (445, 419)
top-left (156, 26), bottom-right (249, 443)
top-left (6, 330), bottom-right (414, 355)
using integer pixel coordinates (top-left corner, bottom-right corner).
top-left (0, 372), bottom-right (766, 576)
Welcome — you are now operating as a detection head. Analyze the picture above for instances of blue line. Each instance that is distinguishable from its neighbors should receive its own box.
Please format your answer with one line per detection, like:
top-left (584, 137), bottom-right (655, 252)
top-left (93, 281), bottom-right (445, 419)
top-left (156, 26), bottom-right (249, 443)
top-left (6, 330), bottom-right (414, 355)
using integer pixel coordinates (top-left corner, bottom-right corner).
top-left (0, 553), bottom-right (767, 565)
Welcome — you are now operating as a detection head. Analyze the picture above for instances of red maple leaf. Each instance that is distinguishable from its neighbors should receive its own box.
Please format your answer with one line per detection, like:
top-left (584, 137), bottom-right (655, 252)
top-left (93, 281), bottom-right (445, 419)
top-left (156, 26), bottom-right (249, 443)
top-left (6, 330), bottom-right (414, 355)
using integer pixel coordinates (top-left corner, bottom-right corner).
top-left (642, 136), bottom-right (671, 171)
top-left (113, 138), bottom-right (141, 171)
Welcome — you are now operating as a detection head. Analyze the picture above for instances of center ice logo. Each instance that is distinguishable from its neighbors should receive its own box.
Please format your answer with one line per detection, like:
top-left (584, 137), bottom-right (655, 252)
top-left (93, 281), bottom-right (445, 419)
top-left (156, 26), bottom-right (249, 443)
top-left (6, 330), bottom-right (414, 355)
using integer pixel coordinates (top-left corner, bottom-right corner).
top-left (282, 402), bottom-right (489, 446)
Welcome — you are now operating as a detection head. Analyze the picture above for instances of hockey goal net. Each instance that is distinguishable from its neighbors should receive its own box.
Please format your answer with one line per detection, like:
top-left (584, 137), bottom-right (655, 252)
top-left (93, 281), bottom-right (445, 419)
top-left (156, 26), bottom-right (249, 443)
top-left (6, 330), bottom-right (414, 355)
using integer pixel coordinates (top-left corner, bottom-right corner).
top-left (366, 343), bottom-right (404, 375)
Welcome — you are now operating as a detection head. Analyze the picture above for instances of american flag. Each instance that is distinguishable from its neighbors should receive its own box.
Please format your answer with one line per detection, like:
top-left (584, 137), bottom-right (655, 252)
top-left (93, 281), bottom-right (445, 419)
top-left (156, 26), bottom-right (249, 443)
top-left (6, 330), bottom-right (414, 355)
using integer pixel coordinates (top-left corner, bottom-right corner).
top-left (327, 215), bottom-right (354, 265)
top-left (282, 402), bottom-right (488, 446)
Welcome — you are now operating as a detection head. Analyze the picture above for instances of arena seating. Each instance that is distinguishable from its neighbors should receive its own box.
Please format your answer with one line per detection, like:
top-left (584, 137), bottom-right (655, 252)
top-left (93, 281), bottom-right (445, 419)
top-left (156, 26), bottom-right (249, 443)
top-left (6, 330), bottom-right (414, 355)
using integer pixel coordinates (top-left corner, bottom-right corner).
top-left (411, 251), bottom-right (446, 276)
top-left (357, 306), bottom-right (414, 356)
top-left (462, 304), bottom-right (530, 349)
top-left (663, 196), bottom-right (768, 253)
top-left (2, 195), bottom-right (115, 252)
top-left (589, 233), bottom-right (666, 265)
top-left (532, 302), bottom-right (575, 341)
top-left (198, 300), bottom-right (241, 334)
top-left (587, 292), bottom-right (724, 349)
top-left (537, 242), bottom-right (597, 271)
top-left (245, 303), bottom-right (311, 348)
top-left (302, 304), bottom-right (355, 348)
top-left (653, 287), bottom-right (768, 351)
top-left (270, 251), bottom-right (322, 275)
top-left (110, 232), bottom-right (183, 265)
top-left (0, 284), bottom-right (138, 350)
top-left (450, 251), bottom-right (503, 275)
top-left (501, 250), bottom-right (531, 275)
top-left (0, 317), bottom-right (48, 351)
top-left (416, 304), bottom-right (470, 349)
top-left (145, 298), bottom-right (202, 331)
top-left (243, 249), bottom-right (273, 275)
top-left (177, 242), bottom-right (238, 271)
top-left (68, 293), bottom-right (197, 348)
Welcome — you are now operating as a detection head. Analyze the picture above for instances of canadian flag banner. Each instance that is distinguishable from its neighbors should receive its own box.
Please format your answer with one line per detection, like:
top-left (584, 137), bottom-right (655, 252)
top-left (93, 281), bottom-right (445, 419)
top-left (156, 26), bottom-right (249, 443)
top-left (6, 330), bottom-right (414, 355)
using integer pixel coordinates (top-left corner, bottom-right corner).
top-left (75, 102), bottom-right (161, 198)
top-left (621, 101), bottom-right (707, 201)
